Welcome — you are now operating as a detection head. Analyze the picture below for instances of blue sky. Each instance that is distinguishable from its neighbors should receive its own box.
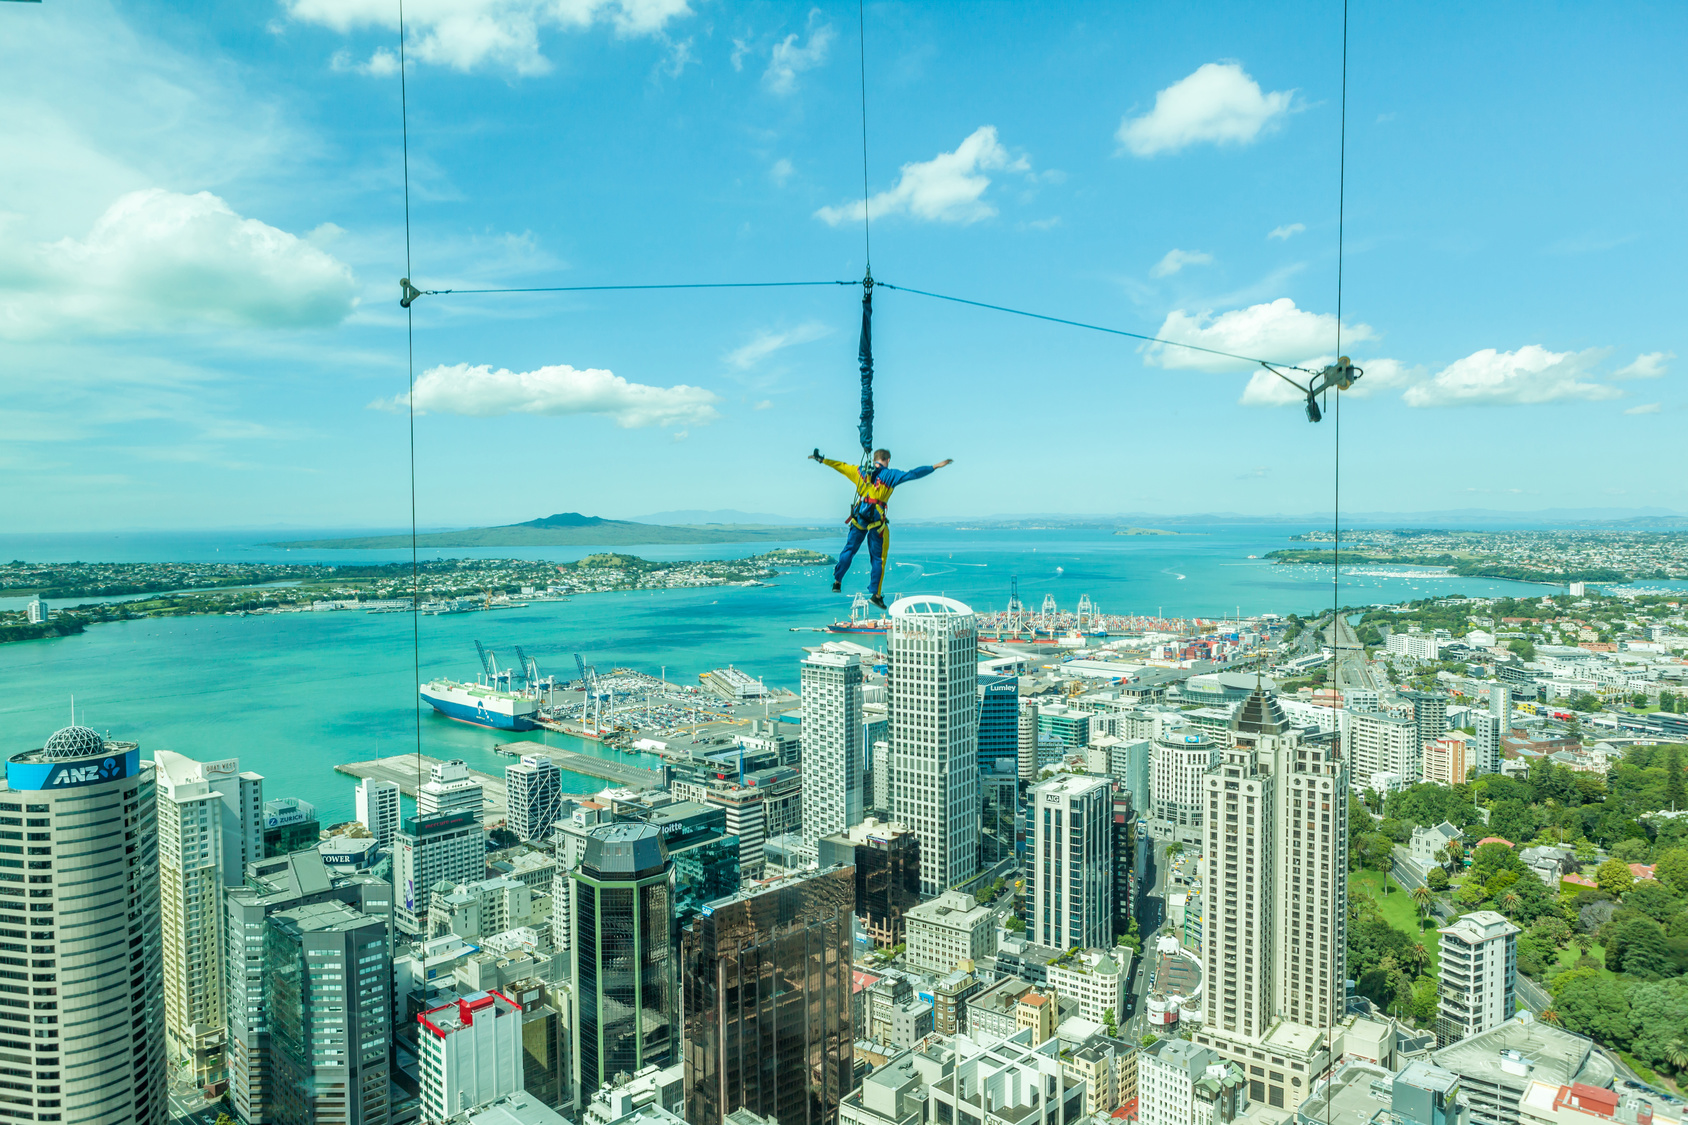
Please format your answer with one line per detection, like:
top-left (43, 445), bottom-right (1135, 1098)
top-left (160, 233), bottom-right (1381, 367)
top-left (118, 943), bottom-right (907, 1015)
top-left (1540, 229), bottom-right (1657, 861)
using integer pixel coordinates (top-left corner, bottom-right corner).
top-left (2, 0), bottom-right (1683, 532)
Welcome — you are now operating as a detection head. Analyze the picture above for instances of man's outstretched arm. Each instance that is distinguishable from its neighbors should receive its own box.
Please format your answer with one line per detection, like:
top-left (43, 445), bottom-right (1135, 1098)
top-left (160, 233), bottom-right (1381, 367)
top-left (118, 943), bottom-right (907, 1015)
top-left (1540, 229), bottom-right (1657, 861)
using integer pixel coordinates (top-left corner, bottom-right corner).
top-left (810, 451), bottom-right (863, 487)
top-left (880, 459), bottom-right (953, 487)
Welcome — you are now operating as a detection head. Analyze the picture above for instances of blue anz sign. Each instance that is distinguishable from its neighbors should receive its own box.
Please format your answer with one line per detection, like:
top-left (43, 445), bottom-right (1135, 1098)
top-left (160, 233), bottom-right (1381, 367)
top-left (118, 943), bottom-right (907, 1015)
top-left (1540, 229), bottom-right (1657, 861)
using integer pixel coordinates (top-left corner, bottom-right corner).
top-left (7, 749), bottom-right (141, 792)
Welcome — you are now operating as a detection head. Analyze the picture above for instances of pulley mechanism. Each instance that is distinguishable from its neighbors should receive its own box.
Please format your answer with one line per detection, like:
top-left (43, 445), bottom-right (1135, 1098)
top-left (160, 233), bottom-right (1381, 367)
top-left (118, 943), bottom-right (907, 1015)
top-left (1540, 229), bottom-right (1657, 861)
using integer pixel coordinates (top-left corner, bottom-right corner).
top-left (1260, 356), bottom-right (1363, 423)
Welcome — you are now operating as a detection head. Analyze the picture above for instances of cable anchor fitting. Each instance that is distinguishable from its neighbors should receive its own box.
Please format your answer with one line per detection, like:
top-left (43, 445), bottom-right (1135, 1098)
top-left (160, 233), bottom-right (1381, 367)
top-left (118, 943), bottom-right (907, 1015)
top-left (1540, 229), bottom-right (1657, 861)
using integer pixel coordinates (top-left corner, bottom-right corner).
top-left (399, 277), bottom-right (441, 308)
top-left (1259, 357), bottom-right (1363, 424)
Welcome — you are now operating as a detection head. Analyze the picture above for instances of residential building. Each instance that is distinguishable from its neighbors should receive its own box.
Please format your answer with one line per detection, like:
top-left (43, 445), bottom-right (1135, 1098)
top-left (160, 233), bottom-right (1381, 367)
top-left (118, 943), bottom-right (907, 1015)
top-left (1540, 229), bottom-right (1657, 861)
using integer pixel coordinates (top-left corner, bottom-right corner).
top-left (1189, 686), bottom-right (1350, 1112)
top-left (572, 823), bottom-right (675, 1102)
top-left (1046, 948), bottom-right (1129, 1026)
top-left (24, 596), bottom-right (45, 624)
top-left (802, 651), bottom-right (866, 842)
top-left (891, 1000), bottom-right (935, 1049)
top-left (746, 767), bottom-right (802, 840)
top-left (1016, 991), bottom-right (1056, 1042)
top-left (1432, 1017), bottom-right (1615, 1125)
top-left (866, 977), bottom-right (913, 1047)
top-left (1, 725), bottom-right (167, 1125)
top-left (265, 900), bottom-right (393, 1125)
top-left (890, 595), bottom-right (981, 896)
top-left (681, 865), bottom-right (855, 1125)
top-left (430, 877), bottom-right (539, 941)
top-left (932, 971), bottom-right (980, 1036)
top-left (1028, 774), bottom-right (1114, 950)
top-left (155, 749), bottom-right (264, 1088)
top-left (226, 850), bottom-right (394, 1124)
top-left (1411, 822), bottom-right (1463, 868)
top-left (1151, 726), bottom-right (1218, 844)
top-left (1437, 911), bottom-right (1520, 1047)
top-left (1019, 700), bottom-right (1041, 783)
top-left (506, 756), bottom-right (562, 844)
top-left (1345, 710), bottom-right (1422, 786)
top-left (1402, 691), bottom-right (1450, 753)
top-left (1475, 686), bottom-right (1512, 778)
top-left (871, 739), bottom-right (893, 812)
top-left (1425, 736), bottom-right (1472, 786)
top-left (422, 759), bottom-right (486, 819)
top-left (419, 991), bottom-right (526, 1121)
top-left (358, 777), bottom-right (402, 849)
top-left (1389, 633), bottom-right (1442, 661)
top-left (904, 890), bottom-right (997, 973)
top-left (816, 817), bottom-right (921, 948)
top-left (978, 675), bottom-right (1020, 778)
top-left (1139, 1039), bottom-right (1220, 1125)
top-left (396, 809), bottom-right (486, 935)
top-left (584, 1063), bottom-right (683, 1125)
top-left (1104, 737), bottom-right (1153, 815)
top-left (1113, 789), bottom-right (1140, 941)
top-left (263, 796), bottom-right (321, 856)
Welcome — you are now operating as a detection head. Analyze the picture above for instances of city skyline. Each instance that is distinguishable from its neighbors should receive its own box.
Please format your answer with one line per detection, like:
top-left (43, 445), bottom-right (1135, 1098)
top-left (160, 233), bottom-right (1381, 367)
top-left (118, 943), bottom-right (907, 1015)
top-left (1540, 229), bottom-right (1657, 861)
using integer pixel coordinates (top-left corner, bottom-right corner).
top-left (2, 2), bottom-right (1684, 533)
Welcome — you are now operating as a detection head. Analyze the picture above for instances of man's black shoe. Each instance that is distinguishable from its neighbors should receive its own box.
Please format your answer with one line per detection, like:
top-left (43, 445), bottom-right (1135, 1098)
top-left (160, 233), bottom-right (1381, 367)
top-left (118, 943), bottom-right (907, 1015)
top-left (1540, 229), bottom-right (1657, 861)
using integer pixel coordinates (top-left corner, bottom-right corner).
top-left (870, 595), bottom-right (888, 611)
top-left (832, 581), bottom-right (842, 593)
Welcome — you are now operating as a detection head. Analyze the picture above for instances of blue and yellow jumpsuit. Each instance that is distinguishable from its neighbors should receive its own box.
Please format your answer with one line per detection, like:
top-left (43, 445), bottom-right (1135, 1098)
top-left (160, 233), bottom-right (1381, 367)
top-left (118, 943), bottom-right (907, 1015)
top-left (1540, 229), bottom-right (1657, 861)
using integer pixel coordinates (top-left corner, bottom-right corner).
top-left (819, 457), bottom-right (936, 598)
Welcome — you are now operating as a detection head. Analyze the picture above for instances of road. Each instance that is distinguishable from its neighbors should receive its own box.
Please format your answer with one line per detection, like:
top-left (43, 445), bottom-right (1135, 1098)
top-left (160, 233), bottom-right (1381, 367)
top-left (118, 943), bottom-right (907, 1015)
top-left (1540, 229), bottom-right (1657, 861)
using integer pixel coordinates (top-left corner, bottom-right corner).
top-left (1125, 836), bottom-right (1180, 1041)
top-left (1326, 615), bottom-right (1382, 693)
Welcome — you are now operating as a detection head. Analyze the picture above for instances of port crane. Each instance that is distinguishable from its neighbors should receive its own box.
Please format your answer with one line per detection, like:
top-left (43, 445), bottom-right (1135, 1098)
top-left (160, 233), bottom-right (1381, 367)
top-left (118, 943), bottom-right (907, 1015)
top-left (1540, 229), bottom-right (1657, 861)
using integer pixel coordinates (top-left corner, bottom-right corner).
top-left (574, 652), bottom-right (610, 735)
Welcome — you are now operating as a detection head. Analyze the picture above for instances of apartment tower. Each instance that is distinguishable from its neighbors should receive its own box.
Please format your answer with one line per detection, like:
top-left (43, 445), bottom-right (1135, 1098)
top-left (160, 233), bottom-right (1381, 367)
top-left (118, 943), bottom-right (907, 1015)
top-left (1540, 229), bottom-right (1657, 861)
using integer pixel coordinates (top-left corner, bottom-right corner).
top-left (1028, 774), bottom-right (1114, 951)
top-left (356, 777), bottom-right (401, 849)
top-left (506, 754), bottom-right (562, 844)
top-left (800, 651), bottom-right (864, 843)
top-left (889, 596), bottom-right (981, 896)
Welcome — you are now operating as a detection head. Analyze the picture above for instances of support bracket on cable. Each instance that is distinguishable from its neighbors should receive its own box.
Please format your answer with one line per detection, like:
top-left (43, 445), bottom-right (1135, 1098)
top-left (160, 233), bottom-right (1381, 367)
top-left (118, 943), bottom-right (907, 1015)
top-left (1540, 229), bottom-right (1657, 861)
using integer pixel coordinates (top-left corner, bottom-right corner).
top-left (399, 277), bottom-right (437, 308)
top-left (1260, 357), bottom-right (1362, 423)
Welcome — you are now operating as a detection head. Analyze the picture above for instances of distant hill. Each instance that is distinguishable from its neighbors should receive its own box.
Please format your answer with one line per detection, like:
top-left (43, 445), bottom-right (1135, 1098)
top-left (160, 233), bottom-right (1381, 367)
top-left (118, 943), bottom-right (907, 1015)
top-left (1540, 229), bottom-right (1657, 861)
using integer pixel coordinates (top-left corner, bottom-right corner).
top-left (629, 509), bottom-right (825, 527)
top-left (269, 513), bottom-right (832, 549)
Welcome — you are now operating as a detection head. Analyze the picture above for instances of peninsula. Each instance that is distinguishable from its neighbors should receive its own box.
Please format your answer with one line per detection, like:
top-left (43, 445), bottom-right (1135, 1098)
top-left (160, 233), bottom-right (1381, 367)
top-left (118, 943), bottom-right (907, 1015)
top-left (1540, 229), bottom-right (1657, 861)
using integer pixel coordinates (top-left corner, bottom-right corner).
top-left (270, 511), bottom-right (831, 549)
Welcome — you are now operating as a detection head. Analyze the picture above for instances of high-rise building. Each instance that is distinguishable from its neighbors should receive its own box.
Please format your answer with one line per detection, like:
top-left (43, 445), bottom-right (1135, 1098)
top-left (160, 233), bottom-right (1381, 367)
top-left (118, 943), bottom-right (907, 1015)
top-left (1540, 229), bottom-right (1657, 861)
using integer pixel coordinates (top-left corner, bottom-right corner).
top-left (507, 755), bottom-right (563, 844)
top-left (1150, 727), bottom-right (1217, 844)
top-left (263, 796), bottom-right (320, 857)
top-left (421, 759), bottom-right (486, 819)
top-left (642, 801), bottom-right (740, 940)
top-left (1402, 690), bottom-right (1449, 754)
top-left (264, 900), bottom-right (393, 1125)
top-left (815, 818), bottom-right (920, 948)
top-left (668, 779), bottom-right (767, 879)
top-left (1192, 686), bottom-right (1349, 1112)
top-left (357, 777), bottom-right (401, 850)
top-left (2, 725), bottom-right (166, 1125)
top-left (419, 991), bottom-right (526, 1121)
top-left (682, 865), bottom-right (855, 1125)
top-left (1018, 700), bottom-right (1040, 783)
top-left (1423, 736), bottom-right (1471, 787)
top-left (572, 823), bottom-right (675, 1102)
top-left (801, 651), bottom-right (864, 843)
top-left (1344, 710), bottom-right (1422, 787)
top-left (889, 596), bottom-right (980, 896)
top-left (225, 850), bottom-right (393, 1124)
top-left (1028, 774), bottom-right (1114, 951)
top-left (155, 750), bottom-right (265, 1088)
top-left (978, 674), bottom-right (1020, 778)
top-left (395, 809), bottom-right (485, 935)
top-left (1436, 910), bottom-right (1519, 1047)
top-left (980, 769), bottom-right (1019, 867)
top-left (1474, 686), bottom-right (1511, 777)
top-left (25, 596), bottom-right (46, 625)
top-left (903, 890), bottom-right (997, 974)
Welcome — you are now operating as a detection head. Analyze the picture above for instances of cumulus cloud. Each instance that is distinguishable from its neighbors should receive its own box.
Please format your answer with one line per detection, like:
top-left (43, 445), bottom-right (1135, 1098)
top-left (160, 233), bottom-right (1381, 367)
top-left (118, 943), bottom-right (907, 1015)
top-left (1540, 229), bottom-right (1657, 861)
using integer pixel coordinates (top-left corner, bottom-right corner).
top-left (726, 322), bottom-right (831, 369)
top-left (1402, 346), bottom-right (1619, 407)
top-left (285, 0), bottom-right (692, 76)
top-left (387, 362), bottom-right (720, 428)
top-left (1117, 62), bottom-right (1295, 157)
top-left (1144, 298), bottom-right (1374, 373)
top-left (763, 12), bottom-right (833, 95)
top-left (1613, 351), bottom-right (1673, 379)
top-left (815, 126), bottom-right (1028, 226)
top-left (770, 158), bottom-right (795, 186)
top-left (0, 188), bottom-right (357, 339)
top-left (1268, 223), bottom-right (1305, 241)
top-left (1150, 249), bottom-right (1213, 278)
top-left (1625, 403), bottom-right (1662, 415)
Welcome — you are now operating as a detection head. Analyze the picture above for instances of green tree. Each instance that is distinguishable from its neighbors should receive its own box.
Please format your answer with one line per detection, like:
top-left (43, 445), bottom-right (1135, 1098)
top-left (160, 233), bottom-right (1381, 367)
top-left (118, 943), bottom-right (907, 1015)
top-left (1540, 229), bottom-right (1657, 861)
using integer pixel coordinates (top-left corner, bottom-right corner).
top-left (1606, 918), bottom-right (1673, 979)
top-left (1510, 639), bottom-right (1537, 661)
top-left (1612, 838), bottom-right (1652, 864)
top-left (1005, 916), bottom-right (1025, 933)
top-left (1554, 973), bottom-right (1634, 1044)
top-left (1427, 867), bottom-right (1450, 892)
top-left (1667, 746), bottom-right (1687, 812)
top-left (1598, 857), bottom-right (1636, 895)
top-left (1625, 880), bottom-right (1681, 923)
top-left (1655, 848), bottom-right (1688, 896)
top-left (1627, 980), bottom-right (1688, 1069)
top-left (1166, 842), bottom-right (1185, 860)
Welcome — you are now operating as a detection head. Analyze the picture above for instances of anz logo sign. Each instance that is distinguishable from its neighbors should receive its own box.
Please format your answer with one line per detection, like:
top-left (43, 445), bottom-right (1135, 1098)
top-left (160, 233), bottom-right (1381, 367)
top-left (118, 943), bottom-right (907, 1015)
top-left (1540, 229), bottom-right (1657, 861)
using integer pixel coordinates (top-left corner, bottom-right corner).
top-left (52, 757), bottom-right (123, 785)
top-left (6, 749), bottom-right (139, 792)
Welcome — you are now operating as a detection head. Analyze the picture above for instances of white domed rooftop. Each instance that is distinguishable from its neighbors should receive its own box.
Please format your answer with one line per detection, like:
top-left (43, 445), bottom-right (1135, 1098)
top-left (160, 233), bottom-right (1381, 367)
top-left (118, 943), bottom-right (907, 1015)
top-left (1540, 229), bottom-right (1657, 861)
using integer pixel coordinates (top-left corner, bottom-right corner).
top-left (43, 725), bottom-right (107, 761)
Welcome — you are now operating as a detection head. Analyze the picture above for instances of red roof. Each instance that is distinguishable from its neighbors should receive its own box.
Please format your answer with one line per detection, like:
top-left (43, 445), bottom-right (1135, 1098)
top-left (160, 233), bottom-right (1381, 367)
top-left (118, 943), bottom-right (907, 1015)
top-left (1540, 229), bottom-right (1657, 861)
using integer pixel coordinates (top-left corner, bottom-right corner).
top-left (1557, 1084), bottom-right (1619, 1117)
top-left (853, 971), bottom-right (881, 994)
top-left (1477, 837), bottom-right (1514, 848)
top-left (1630, 864), bottom-right (1657, 880)
top-left (1563, 873), bottom-right (1597, 887)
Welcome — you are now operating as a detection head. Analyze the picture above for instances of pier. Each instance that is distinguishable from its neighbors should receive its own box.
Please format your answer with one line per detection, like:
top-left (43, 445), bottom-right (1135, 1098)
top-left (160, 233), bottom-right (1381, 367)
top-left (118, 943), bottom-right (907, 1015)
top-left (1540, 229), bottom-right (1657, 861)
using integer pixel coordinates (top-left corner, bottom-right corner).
top-left (493, 744), bottom-right (666, 790)
top-left (335, 755), bottom-right (508, 823)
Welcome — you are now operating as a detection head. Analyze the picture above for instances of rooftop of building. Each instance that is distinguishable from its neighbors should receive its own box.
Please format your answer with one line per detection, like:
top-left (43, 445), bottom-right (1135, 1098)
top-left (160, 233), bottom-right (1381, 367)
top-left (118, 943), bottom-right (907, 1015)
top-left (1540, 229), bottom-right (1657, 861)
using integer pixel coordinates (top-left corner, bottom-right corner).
top-left (419, 990), bottom-right (520, 1037)
top-left (1232, 687), bottom-right (1290, 735)
top-left (969, 976), bottom-right (1033, 1016)
top-left (1432, 1014), bottom-right (1613, 1091)
top-left (1520, 1079), bottom-right (1680, 1125)
top-left (1292, 1059), bottom-right (1394, 1125)
top-left (454, 1091), bottom-right (571, 1125)
top-left (271, 897), bottom-right (373, 935)
top-left (1439, 910), bottom-right (1521, 943)
top-left (907, 890), bottom-right (990, 925)
top-left (1033, 773), bottom-right (1111, 798)
top-left (819, 816), bottom-right (916, 846)
top-left (581, 821), bottom-right (668, 878)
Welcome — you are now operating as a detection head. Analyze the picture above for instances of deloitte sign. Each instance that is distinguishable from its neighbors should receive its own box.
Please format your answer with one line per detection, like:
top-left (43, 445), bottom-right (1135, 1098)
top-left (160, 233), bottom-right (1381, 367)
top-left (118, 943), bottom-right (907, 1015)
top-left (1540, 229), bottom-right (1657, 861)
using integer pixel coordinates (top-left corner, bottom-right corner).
top-left (7, 748), bottom-right (141, 792)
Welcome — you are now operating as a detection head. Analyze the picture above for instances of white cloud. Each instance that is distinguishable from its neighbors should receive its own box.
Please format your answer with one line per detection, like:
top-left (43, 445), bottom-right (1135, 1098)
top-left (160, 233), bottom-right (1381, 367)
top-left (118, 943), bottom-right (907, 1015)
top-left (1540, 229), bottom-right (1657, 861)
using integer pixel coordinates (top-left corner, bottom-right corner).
top-left (391, 362), bottom-right (720, 428)
top-left (1117, 62), bottom-right (1295, 157)
top-left (763, 12), bottom-right (834, 95)
top-left (1402, 346), bottom-right (1619, 407)
top-left (770, 158), bottom-right (795, 186)
top-left (815, 126), bottom-right (1028, 226)
top-left (1625, 402), bottom-right (1662, 415)
top-left (286, 0), bottom-right (692, 76)
top-left (1150, 249), bottom-right (1213, 278)
top-left (753, 399), bottom-right (774, 410)
top-left (1144, 298), bottom-right (1374, 373)
top-left (1268, 223), bottom-right (1305, 241)
top-left (1613, 351), bottom-right (1673, 379)
top-left (1238, 355), bottom-right (1420, 407)
top-left (726, 322), bottom-right (830, 369)
top-left (0, 189), bottom-right (357, 339)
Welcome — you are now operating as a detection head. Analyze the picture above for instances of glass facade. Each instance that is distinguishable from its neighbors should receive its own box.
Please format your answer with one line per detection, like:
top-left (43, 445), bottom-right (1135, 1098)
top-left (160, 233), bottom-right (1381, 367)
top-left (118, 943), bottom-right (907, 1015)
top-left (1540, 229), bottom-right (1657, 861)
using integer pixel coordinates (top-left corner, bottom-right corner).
top-left (682, 866), bottom-right (854, 1125)
top-left (977, 675), bottom-right (1020, 777)
top-left (669, 831), bottom-right (742, 937)
top-left (980, 771), bottom-right (1018, 868)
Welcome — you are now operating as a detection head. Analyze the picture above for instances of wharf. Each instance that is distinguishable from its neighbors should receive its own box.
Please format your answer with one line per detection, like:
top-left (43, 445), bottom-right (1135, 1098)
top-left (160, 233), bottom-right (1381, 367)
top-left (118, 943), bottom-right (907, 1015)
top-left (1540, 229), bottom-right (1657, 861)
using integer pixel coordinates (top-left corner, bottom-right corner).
top-left (492, 744), bottom-right (666, 790)
top-left (334, 755), bottom-right (508, 824)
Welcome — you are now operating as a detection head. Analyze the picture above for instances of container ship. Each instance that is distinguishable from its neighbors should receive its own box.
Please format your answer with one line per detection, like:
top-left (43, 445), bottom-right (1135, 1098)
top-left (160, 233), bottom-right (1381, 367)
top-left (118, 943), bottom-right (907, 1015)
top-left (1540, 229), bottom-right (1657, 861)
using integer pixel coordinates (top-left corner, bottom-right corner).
top-left (418, 679), bottom-right (539, 731)
top-left (826, 593), bottom-right (889, 635)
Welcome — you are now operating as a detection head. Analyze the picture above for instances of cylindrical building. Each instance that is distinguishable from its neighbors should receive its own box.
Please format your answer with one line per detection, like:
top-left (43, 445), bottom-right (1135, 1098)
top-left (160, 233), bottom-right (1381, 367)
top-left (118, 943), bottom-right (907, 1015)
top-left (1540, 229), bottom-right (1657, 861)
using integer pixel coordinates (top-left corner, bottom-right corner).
top-left (2, 725), bottom-right (165, 1125)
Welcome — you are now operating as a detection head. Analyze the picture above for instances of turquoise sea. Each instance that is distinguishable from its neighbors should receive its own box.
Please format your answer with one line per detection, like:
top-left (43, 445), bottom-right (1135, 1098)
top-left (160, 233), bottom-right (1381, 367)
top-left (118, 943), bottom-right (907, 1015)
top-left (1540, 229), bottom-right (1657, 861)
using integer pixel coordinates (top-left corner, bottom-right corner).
top-left (0, 524), bottom-right (1586, 824)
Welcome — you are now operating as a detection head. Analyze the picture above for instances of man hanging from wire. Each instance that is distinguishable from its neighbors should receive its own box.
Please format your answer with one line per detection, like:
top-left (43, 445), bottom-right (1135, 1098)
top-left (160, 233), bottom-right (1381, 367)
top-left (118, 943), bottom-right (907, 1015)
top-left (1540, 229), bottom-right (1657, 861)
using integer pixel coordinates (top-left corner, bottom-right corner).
top-left (811, 448), bottom-right (952, 611)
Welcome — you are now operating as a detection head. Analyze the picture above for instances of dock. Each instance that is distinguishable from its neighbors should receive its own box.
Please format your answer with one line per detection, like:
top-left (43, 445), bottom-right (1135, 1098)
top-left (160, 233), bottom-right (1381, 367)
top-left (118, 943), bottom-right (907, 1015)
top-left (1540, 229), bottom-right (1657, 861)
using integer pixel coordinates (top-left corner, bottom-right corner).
top-left (493, 745), bottom-right (667, 790)
top-left (334, 755), bottom-right (508, 823)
